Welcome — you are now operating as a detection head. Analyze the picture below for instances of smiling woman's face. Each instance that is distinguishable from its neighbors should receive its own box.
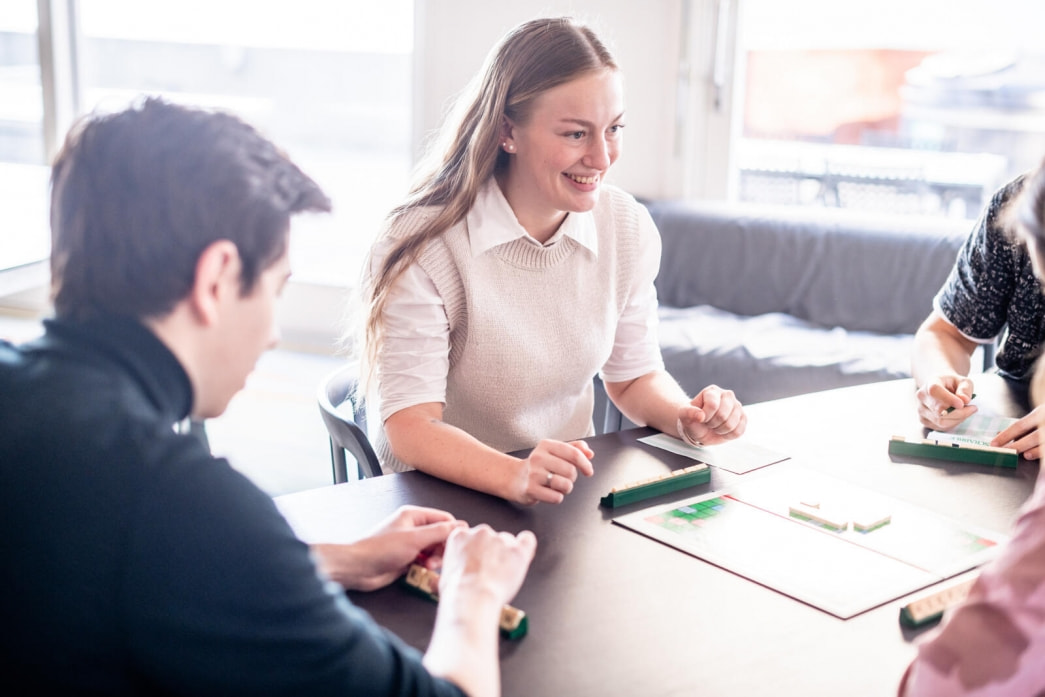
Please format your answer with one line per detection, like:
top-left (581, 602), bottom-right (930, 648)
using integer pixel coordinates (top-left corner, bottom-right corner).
top-left (499, 68), bottom-right (625, 239)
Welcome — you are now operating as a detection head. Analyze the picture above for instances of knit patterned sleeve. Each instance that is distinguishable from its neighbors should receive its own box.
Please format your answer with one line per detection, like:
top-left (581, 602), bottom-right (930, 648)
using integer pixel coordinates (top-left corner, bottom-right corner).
top-left (935, 178), bottom-right (1026, 342)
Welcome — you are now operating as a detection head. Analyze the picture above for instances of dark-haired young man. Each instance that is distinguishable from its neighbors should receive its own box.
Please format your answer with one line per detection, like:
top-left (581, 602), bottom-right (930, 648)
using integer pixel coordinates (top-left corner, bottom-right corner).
top-left (0, 98), bottom-right (534, 697)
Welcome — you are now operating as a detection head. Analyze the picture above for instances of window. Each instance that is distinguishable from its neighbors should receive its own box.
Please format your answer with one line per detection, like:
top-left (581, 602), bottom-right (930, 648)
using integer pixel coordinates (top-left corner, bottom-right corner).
top-left (76, 0), bottom-right (414, 285)
top-left (0, 1), bottom-right (50, 286)
top-left (734, 0), bottom-right (1045, 219)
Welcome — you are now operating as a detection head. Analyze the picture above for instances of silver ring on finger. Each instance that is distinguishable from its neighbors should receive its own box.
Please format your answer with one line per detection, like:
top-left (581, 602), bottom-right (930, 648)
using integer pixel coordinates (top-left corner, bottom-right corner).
top-left (545, 471), bottom-right (554, 487)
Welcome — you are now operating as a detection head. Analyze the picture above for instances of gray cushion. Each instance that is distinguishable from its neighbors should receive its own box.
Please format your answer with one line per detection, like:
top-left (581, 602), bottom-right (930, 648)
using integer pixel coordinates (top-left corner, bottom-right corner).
top-left (658, 304), bottom-right (913, 405)
top-left (650, 200), bottom-right (969, 335)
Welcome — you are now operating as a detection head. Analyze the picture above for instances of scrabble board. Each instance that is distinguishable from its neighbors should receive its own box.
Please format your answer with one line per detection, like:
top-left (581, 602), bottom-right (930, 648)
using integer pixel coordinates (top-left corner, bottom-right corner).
top-left (614, 467), bottom-right (1006, 618)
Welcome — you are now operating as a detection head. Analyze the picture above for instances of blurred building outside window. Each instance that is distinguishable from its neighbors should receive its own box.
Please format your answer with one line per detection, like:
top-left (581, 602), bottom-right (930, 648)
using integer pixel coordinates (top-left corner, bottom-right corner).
top-left (735, 0), bottom-right (1045, 219)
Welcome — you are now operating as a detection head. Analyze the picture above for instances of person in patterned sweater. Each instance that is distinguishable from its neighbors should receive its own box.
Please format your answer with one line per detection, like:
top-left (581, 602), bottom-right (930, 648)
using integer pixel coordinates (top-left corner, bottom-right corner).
top-left (912, 173), bottom-right (1045, 459)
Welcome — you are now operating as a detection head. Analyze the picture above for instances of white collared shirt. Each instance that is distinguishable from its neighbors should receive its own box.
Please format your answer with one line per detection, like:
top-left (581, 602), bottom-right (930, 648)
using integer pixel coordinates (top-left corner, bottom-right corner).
top-left (369, 179), bottom-right (663, 422)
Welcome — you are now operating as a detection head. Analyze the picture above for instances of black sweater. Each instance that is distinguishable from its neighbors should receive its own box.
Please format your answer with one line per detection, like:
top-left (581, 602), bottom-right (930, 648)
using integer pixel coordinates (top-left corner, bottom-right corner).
top-left (0, 316), bottom-right (462, 697)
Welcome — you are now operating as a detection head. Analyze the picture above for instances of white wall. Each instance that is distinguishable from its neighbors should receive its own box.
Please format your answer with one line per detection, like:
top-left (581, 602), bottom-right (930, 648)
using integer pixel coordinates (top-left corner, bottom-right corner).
top-left (413, 0), bottom-right (696, 200)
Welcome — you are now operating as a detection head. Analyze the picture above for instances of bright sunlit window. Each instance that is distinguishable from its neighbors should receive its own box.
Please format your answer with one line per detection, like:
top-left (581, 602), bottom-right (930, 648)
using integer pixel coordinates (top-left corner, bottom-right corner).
top-left (77, 0), bottom-right (414, 286)
top-left (0, 1), bottom-right (50, 277)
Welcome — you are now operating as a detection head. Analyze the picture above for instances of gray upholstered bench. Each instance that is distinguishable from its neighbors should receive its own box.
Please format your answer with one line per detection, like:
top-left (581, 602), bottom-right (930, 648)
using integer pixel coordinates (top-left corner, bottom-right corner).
top-left (596, 200), bottom-right (978, 432)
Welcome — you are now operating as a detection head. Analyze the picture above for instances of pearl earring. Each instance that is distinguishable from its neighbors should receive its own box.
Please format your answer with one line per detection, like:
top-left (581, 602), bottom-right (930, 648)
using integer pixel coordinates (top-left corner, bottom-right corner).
top-left (503, 142), bottom-right (514, 153)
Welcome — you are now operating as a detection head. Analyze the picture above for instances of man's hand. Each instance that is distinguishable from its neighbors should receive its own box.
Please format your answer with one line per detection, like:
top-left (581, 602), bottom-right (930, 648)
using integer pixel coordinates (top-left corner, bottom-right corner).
top-left (313, 505), bottom-right (466, 591)
top-left (423, 524), bottom-right (537, 696)
top-left (437, 524), bottom-right (537, 606)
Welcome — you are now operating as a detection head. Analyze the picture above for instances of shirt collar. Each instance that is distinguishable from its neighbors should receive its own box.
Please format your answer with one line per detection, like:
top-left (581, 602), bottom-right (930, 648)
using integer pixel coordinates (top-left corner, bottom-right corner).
top-left (465, 178), bottom-right (599, 258)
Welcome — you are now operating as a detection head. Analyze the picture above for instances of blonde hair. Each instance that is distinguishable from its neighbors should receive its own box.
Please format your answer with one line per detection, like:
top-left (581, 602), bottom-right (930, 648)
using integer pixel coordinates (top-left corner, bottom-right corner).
top-left (357, 17), bottom-right (617, 390)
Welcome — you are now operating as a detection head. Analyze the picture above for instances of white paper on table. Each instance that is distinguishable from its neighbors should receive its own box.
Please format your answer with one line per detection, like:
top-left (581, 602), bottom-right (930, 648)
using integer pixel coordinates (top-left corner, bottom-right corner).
top-left (638, 433), bottom-right (789, 474)
top-left (928, 412), bottom-right (1019, 447)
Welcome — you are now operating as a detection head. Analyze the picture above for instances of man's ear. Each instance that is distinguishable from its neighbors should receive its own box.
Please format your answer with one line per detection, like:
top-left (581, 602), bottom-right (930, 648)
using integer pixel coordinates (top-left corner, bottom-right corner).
top-left (188, 240), bottom-right (241, 327)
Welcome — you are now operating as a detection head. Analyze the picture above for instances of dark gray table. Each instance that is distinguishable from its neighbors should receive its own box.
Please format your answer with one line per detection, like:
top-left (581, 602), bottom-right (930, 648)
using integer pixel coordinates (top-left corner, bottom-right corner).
top-left (276, 376), bottom-right (1038, 697)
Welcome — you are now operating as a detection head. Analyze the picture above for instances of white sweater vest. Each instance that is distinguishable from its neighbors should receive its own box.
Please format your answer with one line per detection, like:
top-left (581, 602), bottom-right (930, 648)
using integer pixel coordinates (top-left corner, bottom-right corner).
top-left (375, 185), bottom-right (643, 471)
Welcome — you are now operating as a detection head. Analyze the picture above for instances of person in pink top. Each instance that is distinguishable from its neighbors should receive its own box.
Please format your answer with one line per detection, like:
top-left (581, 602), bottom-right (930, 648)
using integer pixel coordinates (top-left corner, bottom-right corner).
top-left (899, 158), bottom-right (1045, 694)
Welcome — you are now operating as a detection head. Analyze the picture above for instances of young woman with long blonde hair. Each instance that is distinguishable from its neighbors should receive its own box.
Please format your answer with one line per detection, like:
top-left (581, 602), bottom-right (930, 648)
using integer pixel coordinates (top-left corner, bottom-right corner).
top-left (360, 17), bottom-right (746, 505)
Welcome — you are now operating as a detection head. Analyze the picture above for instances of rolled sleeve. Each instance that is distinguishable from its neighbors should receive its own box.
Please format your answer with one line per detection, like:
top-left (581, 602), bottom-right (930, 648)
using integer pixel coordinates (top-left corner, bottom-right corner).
top-left (600, 206), bottom-right (666, 383)
top-left (370, 238), bottom-right (450, 423)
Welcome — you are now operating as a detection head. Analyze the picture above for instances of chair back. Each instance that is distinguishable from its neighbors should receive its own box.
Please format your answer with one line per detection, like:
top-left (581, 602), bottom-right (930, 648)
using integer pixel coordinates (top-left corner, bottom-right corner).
top-left (317, 366), bottom-right (383, 482)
